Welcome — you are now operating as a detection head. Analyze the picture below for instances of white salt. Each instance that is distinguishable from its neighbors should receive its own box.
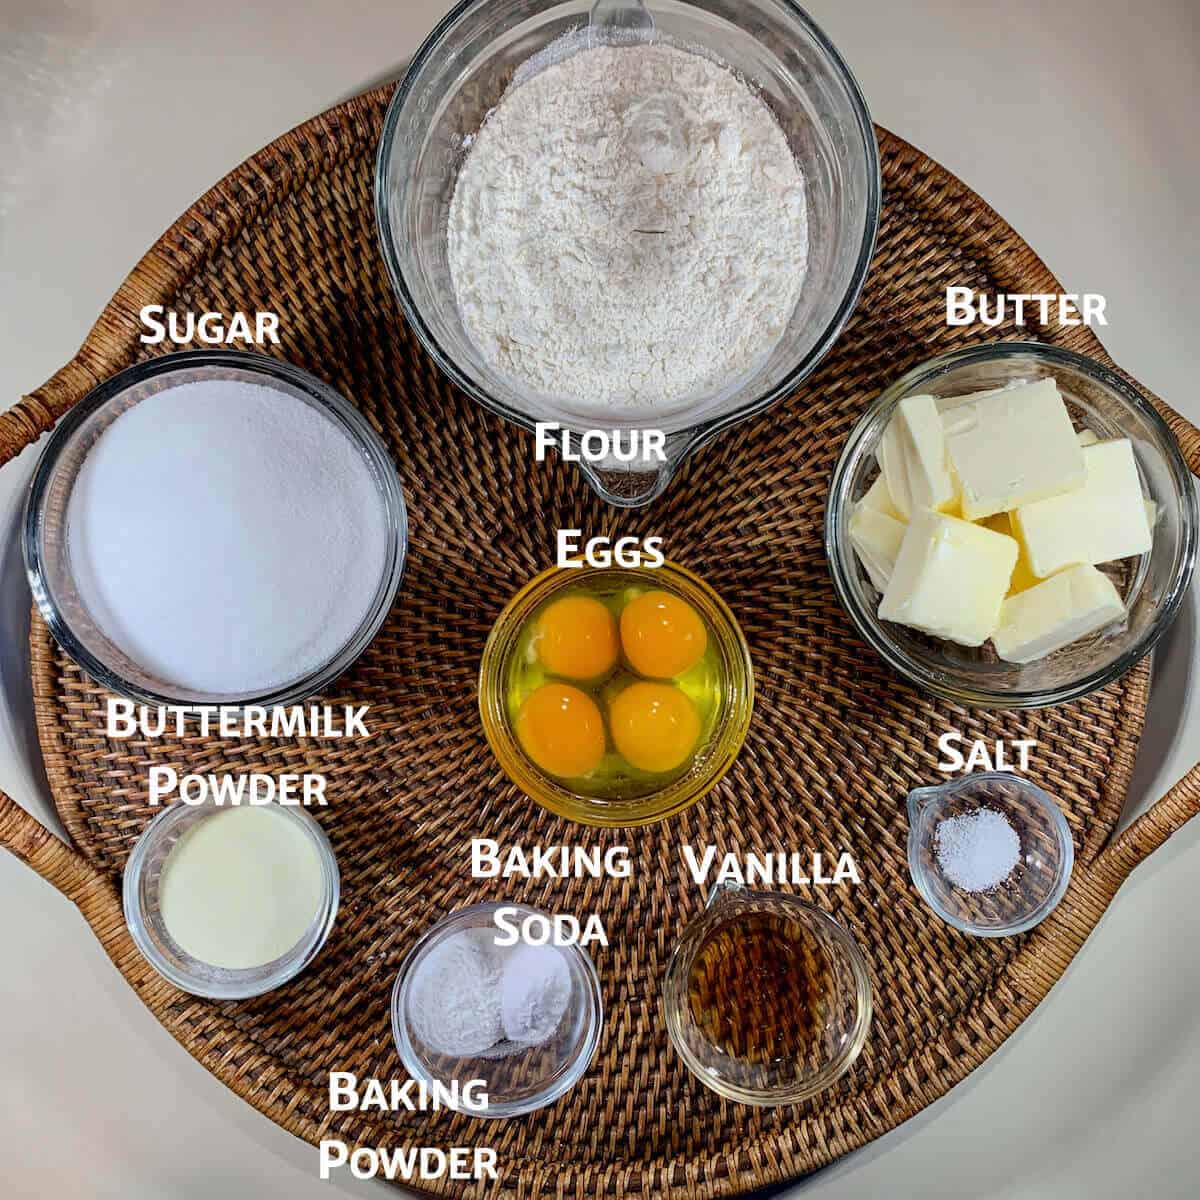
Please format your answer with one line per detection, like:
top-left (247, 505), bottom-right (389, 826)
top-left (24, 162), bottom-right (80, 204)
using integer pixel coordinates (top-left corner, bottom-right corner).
top-left (934, 808), bottom-right (1021, 893)
top-left (67, 379), bottom-right (388, 695)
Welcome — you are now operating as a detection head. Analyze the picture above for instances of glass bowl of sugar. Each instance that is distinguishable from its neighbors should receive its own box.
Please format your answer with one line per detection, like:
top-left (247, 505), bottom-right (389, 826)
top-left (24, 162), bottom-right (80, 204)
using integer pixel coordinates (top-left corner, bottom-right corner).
top-left (391, 902), bottom-right (604, 1118)
top-left (906, 772), bottom-right (1075, 938)
top-left (24, 349), bottom-right (407, 707)
top-left (376, 0), bottom-right (880, 507)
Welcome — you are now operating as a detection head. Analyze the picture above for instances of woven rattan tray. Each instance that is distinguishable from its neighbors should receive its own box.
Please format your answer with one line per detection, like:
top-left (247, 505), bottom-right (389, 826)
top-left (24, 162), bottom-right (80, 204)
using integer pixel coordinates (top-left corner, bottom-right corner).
top-left (2, 84), bottom-right (1199, 1198)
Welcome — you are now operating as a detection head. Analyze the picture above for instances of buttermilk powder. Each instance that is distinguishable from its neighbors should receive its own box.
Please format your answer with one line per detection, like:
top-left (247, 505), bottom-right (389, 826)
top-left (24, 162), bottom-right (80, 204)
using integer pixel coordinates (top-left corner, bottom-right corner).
top-left (448, 42), bottom-right (809, 413)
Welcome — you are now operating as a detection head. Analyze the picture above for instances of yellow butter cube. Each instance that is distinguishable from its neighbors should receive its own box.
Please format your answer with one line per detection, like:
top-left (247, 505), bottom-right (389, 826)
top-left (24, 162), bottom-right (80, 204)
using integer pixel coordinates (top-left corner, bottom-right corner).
top-left (992, 564), bottom-right (1125, 663)
top-left (1014, 439), bottom-right (1152, 577)
top-left (943, 379), bottom-right (1085, 520)
top-left (850, 505), bottom-right (907, 592)
top-left (897, 394), bottom-right (959, 513)
top-left (859, 473), bottom-right (903, 522)
top-left (879, 511), bottom-right (1018, 647)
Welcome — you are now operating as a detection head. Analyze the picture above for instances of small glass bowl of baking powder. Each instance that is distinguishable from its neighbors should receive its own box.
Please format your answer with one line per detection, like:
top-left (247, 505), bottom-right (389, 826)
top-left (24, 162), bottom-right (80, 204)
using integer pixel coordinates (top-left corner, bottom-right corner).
top-left (907, 772), bottom-right (1074, 937)
top-left (392, 902), bottom-right (603, 1118)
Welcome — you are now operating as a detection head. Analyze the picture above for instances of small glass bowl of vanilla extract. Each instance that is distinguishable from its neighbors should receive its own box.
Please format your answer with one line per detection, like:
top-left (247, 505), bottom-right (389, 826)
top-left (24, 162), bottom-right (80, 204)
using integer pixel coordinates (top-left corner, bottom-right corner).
top-left (479, 562), bottom-right (754, 827)
top-left (663, 883), bottom-right (873, 1106)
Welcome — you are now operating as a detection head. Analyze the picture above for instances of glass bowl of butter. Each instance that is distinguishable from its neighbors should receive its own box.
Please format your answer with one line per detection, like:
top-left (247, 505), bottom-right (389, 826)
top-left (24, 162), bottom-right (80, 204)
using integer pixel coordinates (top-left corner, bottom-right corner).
top-left (826, 342), bottom-right (1197, 708)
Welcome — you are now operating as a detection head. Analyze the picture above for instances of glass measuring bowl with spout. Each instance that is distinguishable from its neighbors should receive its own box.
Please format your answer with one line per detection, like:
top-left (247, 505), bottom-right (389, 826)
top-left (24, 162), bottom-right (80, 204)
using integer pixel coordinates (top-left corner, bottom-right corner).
top-left (663, 883), bottom-right (872, 1105)
top-left (376, 0), bottom-right (880, 508)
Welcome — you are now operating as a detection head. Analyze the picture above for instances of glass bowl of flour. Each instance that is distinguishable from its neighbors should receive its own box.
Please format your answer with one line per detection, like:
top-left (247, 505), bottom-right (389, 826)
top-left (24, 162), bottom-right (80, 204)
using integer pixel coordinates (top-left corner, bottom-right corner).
top-left (24, 350), bottom-right (407, 707)
top-left (377, 0), bottom-right (879, 507)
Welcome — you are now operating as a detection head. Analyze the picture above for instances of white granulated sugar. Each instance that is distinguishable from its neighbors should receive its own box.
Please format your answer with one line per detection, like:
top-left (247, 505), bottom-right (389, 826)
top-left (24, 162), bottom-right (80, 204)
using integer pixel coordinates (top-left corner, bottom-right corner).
top-left (448, 43), bottom-right (808, 413)
top-left (67, 379), bottom-right (387, 695)
top-left (934, 808), bottom-right (1022, 893)
top-left (500, 943), bottom-right (572, 1045)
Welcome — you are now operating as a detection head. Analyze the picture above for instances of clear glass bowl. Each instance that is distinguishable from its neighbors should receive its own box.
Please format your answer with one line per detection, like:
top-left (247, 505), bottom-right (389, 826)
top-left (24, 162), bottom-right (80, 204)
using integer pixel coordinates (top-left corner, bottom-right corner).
top-left (376, 0), bottom-right (880, 507)
top-left (478, 561), bottom-right (754, 826)
top-left (391, 902), bottom-right (603, 1118)
top-left (826, 342), bottom-right (1198, 708)
top-left (907, 772), bottom-right (1074, 937)
top-left (24, 349), bottom-right (407, 708)
top-left (123, 800), bottom-right (340, 999)
top-left (663, 883), bottom-right (872, 1106)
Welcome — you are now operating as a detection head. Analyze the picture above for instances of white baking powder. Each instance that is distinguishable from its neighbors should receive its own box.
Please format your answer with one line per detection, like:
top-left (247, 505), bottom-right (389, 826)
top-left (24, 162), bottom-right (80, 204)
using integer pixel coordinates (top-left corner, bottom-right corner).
top-left (67, 379), bottom-right (388, 695)
top-left (448, 41), bottom-right (808, 414)
top-left (408, 930), bottom-right (506, 1058)
top-left (406, 929), bottom-right (573, 1059)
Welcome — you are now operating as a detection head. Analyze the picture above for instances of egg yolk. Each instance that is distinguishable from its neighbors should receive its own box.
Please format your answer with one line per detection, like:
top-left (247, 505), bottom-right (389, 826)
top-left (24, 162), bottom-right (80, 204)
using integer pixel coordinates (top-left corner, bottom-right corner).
top-left (609, 681), bottom-right (701, 774)
top-left (515, 683), bottom-right (606, 778)
top-left (620, 591), bottom-right (707, 678)
top-left (535, 595), bottom-right (619, 680)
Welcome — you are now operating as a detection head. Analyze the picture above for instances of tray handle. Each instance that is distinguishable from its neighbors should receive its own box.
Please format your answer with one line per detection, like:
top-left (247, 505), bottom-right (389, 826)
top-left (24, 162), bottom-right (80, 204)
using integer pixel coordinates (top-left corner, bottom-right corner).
top-left (0, 790), bottom-right (109, 907)
top-left (1156, 395), bottom-right (1200, 479)
top-left (0, 365), bottom-right (1196, 893)
top-left (1108, 391), bottom-right (1200, 876)
top-left (0, 355), bottom-right (106, 472)
top-left (1097, 762), bottom-right (1200, 883)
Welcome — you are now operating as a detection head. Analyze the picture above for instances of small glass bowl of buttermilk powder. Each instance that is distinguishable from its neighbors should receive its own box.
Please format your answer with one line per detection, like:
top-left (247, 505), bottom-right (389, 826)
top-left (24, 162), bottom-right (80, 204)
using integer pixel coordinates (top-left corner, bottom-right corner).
top-left (25, 349), bottom-right (406, 707)
top-left (124, 799), bottom-right (339, 999)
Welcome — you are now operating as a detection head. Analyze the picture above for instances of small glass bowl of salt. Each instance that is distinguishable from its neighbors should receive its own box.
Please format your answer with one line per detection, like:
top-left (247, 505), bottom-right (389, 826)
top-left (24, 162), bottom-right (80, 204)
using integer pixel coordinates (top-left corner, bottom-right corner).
top-left (907, 772), bottom-right (1074, 937)
top-left (391, 902), bottom-right (603, 1118)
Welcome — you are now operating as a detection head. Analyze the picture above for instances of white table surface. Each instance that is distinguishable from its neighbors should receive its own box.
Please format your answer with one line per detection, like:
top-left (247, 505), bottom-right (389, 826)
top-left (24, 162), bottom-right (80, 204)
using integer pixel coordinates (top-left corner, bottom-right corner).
top-left (2, 2), bottom-right (1198, 1196)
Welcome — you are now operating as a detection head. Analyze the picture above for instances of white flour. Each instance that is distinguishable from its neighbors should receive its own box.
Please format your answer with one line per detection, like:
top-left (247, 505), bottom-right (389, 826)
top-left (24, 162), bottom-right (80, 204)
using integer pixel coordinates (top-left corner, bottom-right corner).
top-left (448, 42), bottom-right (808, 414)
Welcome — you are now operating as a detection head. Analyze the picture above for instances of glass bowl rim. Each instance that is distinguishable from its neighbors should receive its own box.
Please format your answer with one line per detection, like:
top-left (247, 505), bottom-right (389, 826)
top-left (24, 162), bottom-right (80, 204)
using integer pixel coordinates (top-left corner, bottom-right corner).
top-left (825, 340), bottom-right (1199, 709)
top-left (477, 560), bottom-right (755, 827)
top-left (373, 0), bottom-right (882, 440)
top-left (122, 799), bottom-right (340, 999)
top-left (390, 900), bottom-right (604, 1118)
top-left (661, 883), bottom-right (874, 1106)
top-left (905, 770), bottom-right (1075, 938)
top-left (23, 347), bottom-right (408, 710)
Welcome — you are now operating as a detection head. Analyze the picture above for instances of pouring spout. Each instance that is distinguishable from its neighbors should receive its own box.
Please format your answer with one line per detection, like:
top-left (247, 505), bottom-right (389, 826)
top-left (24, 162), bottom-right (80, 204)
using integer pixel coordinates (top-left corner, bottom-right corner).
top-left (585, 0), bottom-right (652, 39)
top-left (577, 428), bottom-right (695, 508)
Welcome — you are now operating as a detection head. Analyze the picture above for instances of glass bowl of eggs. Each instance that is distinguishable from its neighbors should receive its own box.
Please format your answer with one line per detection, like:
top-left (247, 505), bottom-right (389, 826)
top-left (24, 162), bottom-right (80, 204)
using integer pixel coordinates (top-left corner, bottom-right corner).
top-left (479, 562), bottom-right (754, 826)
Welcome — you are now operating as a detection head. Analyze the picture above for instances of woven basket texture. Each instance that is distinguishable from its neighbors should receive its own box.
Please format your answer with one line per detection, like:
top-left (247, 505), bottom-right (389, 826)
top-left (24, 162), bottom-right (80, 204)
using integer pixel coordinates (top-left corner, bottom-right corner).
top-left (2, 84), bottom-right (1199, 1199)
